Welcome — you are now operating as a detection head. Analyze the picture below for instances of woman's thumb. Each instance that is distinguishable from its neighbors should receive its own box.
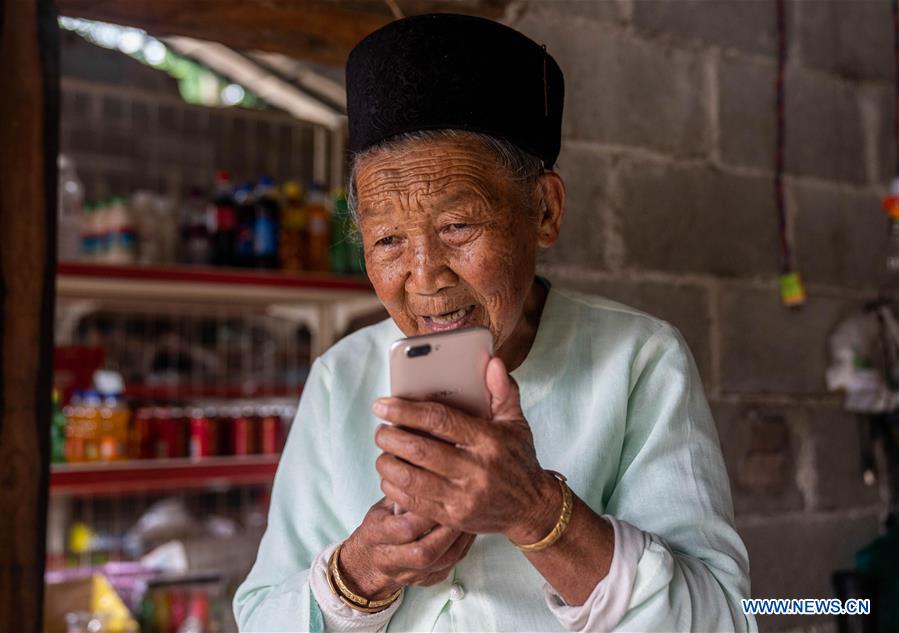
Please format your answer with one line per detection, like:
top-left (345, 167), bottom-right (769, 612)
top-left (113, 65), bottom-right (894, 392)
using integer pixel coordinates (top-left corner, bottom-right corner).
top-left (486, 356), bottom-right (523, 421)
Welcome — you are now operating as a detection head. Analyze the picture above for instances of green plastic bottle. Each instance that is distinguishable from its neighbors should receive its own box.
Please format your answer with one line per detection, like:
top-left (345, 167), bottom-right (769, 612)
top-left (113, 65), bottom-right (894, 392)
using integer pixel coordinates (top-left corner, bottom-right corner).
top-left (51, 389), bottom-right (67, 463)
top-left (329, 189), bottom-right (365, 275)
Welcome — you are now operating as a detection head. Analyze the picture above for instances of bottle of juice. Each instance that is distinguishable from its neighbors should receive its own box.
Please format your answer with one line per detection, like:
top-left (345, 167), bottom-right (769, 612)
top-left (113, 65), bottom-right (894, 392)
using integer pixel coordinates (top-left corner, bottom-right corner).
top-left (81, 390), bottom-right (102, 462)
top-left (99, 395), bottom-right (130, 461)
top-left (63, 393), bottom-right (83, 463)
top-left (305, 183), bottom-right (331, 272)
top-left (279, 181), bottom-right (306, 272)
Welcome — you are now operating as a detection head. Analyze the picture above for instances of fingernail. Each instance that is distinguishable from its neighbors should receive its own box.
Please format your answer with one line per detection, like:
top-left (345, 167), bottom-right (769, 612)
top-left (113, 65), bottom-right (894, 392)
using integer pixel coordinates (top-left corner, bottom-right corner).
top-left (372, 399), bottom-right (388, 416)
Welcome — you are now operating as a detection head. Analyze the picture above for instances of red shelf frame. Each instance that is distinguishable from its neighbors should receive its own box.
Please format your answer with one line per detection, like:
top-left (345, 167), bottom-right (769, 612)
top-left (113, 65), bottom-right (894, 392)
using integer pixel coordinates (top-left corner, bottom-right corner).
top-left (124, 384), bottom-right (301, 400)
top-left (57, 262), bottom-right (372, 292)
top-left (50, 455), bottom-right (280, 496)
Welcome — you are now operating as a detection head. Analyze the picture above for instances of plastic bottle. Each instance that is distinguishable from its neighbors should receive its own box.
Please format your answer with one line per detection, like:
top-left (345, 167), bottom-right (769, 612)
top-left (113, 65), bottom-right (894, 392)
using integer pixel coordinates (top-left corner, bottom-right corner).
top-left (51, 389), bottom-right (67, 463)
top-left (132, 190), bottom-right (157, 265)
top-left (253, 176), bottom-right (281, 269)
top-left (208, 170), bottom-right (237, 267)
top-left (98, 395), bottom-right (130, 461)
top-left (155, 194), bottom-right (179, 265)
top-left (94, 199), bottom-right (111, 261)
top-left (305, 183), bottom-right (331, 272)
top-left (80, 390), bottom-right (102, 462)
top-left (176, 591), bottom-right (209, 633)
top-left (234, 182), bottom-right (257, 268)
top-left (105, 196), bottom-right (137, 264)
top-left (279, 181), bottom-right (307, 272)
top-left (180, 189), bottom-right (211, 266)
top-left (329, 189), bottom-right (363, 274)
top-left (79, 202), bottom-right (95, 261)
top-left (57, 154), bottom-right (84, 262)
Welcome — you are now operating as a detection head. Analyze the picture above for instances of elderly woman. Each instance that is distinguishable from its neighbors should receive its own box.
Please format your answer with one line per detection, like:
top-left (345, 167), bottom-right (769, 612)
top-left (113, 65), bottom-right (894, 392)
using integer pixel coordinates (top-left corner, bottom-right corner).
top-left (235, 14), bottom-right (755, 633)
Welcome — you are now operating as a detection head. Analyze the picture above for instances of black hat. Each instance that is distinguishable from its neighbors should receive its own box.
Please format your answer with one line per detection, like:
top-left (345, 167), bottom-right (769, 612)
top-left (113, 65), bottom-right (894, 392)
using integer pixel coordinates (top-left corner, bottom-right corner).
top-left (346, 13), bottom-right (565, 167)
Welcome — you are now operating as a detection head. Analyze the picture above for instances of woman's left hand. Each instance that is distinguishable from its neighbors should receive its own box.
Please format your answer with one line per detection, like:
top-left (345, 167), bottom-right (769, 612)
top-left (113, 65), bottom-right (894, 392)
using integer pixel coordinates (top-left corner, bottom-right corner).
top-left (373, 357), bottom-right (560, 545)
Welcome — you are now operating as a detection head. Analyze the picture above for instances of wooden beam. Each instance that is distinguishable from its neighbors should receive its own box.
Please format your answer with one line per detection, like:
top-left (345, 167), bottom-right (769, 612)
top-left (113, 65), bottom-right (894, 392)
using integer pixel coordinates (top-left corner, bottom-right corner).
top-left (55, 0), bottom-right (391, 66)
top-left (54, 0), bottom-right (512, 66)
top-left (0, 0), bottom-right (58, 630)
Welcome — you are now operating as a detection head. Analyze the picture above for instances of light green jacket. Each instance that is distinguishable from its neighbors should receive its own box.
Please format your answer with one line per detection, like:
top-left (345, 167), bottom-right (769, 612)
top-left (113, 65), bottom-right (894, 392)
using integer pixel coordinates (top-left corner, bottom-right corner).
top-left (234, 282), bottom-right (756, 632)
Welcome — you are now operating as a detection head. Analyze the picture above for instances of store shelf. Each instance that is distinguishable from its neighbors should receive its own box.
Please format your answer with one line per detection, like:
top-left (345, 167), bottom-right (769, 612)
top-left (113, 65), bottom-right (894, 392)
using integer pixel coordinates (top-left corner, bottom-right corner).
top-left (57, 262), bottom-right (375, 305)
top-left (58, 262), bottom-right (372, 291)
top-left (50, 455), bottom-right (280, 496)
top-left (56, 262), bottom-right (385, 356)
top-left (124, 384), bottom-right (301, 400)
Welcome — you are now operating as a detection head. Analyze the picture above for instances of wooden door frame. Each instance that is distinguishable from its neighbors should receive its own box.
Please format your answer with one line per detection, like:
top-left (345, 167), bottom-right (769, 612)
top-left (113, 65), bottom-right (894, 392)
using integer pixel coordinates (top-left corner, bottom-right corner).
top-left (0, 0), bottom-right (58, 629)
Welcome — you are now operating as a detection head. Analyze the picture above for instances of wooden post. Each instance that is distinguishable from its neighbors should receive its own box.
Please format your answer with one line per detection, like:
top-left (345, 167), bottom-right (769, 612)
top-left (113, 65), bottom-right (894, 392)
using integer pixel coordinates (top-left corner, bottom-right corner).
top-left (0, 0), bottom-right (59, 630)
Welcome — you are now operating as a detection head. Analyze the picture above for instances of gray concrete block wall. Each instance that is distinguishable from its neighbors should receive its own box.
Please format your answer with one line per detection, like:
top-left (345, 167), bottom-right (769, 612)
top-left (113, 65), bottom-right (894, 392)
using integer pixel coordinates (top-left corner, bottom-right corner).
top-left (511, 1), bottom-right (893, 630)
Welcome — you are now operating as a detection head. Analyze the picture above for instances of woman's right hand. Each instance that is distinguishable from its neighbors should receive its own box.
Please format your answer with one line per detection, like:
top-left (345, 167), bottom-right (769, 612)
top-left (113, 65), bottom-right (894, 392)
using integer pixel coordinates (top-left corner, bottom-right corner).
top-left (338, 497), bottom-right (476, 601)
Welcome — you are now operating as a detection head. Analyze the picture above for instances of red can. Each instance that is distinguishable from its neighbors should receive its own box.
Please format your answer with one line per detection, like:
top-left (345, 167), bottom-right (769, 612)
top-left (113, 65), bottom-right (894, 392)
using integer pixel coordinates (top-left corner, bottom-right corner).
top-left (189, 408), bottom-right (215, 459)
top-left (232, 407), bottom-right (255, 456)
top-left (259, 408), bottom-right (281, 455)
top-left (133, 407), bottom-right (154, 459)
top-left (155, 407), bottom-right (181, 458)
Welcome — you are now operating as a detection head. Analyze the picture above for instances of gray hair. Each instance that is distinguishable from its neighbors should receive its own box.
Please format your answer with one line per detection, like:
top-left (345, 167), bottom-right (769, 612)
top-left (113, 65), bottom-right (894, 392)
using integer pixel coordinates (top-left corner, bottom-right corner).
top-left (346, 129), bottom-right (547, 232)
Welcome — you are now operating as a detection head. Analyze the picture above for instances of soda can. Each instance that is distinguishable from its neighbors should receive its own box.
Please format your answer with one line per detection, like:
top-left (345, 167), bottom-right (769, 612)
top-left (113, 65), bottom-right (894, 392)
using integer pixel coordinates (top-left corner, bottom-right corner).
top-left (232, 406), bottom-right (256, 456)
top-left (134, 407), bottom-right (155, 459)
top-left (155, 407), bottom-right (180, 459)
top-left (259, 406), bottom-right (280, 455)
top-left (189, 408), bottom-right (213, 459)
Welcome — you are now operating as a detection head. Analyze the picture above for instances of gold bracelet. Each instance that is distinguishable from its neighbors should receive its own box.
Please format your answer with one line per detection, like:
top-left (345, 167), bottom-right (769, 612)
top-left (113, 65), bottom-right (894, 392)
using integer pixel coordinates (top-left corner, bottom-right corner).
top-left (326, 543), bottom-right (403, 612)
top-left (513, 470), bottom-right (573, 552)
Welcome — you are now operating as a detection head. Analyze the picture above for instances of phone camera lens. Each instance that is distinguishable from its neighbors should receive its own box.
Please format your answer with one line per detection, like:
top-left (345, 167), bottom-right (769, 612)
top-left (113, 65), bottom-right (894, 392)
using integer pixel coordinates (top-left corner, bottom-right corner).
top-left (407, 344), bottom-right (432, 358)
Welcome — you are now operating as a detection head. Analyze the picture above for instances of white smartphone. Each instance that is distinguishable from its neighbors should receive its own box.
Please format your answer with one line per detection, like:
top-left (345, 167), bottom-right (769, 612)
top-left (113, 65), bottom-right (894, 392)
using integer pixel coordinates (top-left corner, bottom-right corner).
top-left (388, 326), bottom-right (493, 514)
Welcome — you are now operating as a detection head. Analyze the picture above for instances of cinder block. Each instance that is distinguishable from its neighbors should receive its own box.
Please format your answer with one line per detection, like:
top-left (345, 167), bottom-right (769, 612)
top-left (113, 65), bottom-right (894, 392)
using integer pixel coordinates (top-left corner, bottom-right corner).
top-left (553, 277), bottom-right (712, 384)
top-left (718, 55), bottom-right (775, 171)
top-left (543, 144), bottom-right (612, 268)
top-left (719, 57), bottom-right (866, 183)
top-left (792, 181), bottom-right (887, 288)
top-left (737, 511), bottom-right (880, 631)
top-left (512, 11), bottom-right (710, 156)
top-left (798, 0), bottom-right (893, 82)
top-left (616, 161), bottom-right (780, 277)
top-left (784, 67), bottom-right (866, 184)
top-left (711, 401), bottom-right (805, 516)
top-left (633, 0), bottom-right (777, 56)
top-left (871, 86), bottom-right (896, 185)
top-left (719, 286), bottom-right (852, 394)
top-left (805, 406), bottom-right (880, 511)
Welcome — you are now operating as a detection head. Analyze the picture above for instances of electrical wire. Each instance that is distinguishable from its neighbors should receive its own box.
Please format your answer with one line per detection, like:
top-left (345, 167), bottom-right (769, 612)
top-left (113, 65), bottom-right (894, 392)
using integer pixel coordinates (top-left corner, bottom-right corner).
top-left (775, 0), bottom-right (790, 274)
top-left (893, 0), bottom-right (899, 177)
top-left (775, 0), bottom-right (805, 307)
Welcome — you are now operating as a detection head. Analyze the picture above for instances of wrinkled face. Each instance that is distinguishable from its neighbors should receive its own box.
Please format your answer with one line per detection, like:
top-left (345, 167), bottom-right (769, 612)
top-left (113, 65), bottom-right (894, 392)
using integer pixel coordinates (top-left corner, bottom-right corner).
top-left (355, 137), bottom-right (541, 352)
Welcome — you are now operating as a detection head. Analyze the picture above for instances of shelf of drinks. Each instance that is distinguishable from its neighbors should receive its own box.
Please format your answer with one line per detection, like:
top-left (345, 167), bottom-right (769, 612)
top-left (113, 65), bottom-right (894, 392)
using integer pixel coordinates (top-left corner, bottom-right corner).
top-left (50, 455), bottom-right (280, 496)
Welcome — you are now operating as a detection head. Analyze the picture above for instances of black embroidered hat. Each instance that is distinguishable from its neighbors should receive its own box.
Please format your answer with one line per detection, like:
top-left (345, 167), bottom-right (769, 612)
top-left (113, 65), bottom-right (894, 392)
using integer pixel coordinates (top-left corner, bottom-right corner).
top-left (345, 13), bottom-right (565, 167)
